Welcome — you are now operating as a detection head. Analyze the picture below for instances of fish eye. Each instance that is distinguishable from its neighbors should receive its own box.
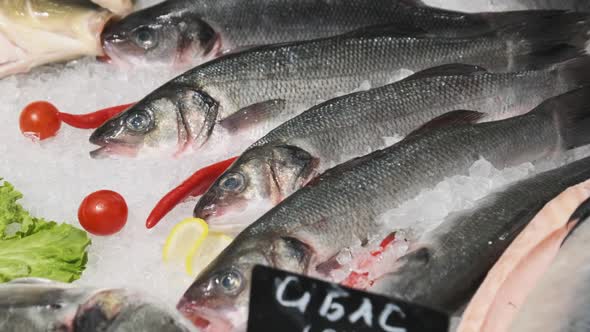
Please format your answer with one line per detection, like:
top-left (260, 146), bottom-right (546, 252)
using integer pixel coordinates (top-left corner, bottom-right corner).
top-left (219, 173), bottom-right (245, 192)
top-left (125, 110), bottom-right (152, 132)
top-left (132, 27), bottom-right (157, 50)
top-left (215, 270), bottom-right (242, 294)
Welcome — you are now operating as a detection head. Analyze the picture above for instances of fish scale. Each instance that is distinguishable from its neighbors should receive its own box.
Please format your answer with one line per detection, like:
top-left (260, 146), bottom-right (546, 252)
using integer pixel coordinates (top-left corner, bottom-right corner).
top-left (372, 156), bottom-right (590, 316)
top-left (192, 58), bottom-right (590, 234)
top-left (181, 33), bottom-right (533, 111)
top-left (92, 14), bottom-right (590, 158)
top-left (179, 88), bottom-right (590, 331)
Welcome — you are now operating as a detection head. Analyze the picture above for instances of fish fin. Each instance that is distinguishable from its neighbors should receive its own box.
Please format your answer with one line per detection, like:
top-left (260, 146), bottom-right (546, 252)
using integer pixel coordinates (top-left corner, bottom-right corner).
top-left (406, 110), bottom-right (486, 138)
top-left (402, 64), bottom-right (488, 82)
top-left (219, 44), bottom-right (260, 56)
top-left (535, 87), bottom-right (590, 150)
top-left (315, 254), bottom-right (343, 276)
top-left (397, 247), bottom-right (432, 268)
top-left (554, 56), bottom-right (590, 87)
top-left (562, 196), bottom-right (590, 246)
top-left (271, 237), bottom-right (312, 272)
top-left (500, 12), bottom-right (590, 70)
top-left (7, 278), bottom-right (68, 286)
top-left (219, 99), bottom-right (287, 133)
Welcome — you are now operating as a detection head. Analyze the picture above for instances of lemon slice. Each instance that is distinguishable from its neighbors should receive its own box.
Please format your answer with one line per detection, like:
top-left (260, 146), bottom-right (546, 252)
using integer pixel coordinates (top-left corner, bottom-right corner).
top-left (186, 232), bottom-right (233, 276)
top-left (163, 218), bottom-right (209, 263)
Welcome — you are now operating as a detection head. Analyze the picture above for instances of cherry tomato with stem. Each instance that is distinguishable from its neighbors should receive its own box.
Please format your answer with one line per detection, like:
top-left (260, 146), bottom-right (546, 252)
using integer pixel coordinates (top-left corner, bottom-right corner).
top-left (78, 190), bottom-right (128, 236)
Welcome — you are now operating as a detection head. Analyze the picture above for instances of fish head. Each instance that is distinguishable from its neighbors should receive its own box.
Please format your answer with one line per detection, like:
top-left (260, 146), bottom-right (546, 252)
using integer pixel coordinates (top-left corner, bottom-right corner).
top-left (74, 289), bottom-right (192, 331)
top-left (178, 232), bottom-right (313, 331)
top-left (194, 144), bottom-right (318, 231)
top-left (89, 83), bottom-right (219, 158)
top-left (100, 2), bottom-right (219, 67)
top-left (177, 239), bottom-right (272, 332)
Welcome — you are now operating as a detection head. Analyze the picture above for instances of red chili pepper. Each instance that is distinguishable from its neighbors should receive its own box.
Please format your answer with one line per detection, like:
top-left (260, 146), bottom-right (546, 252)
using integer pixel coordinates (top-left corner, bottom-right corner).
top-left (145, 156), bottom-right (238, 229)
top-left (58, 102), bottom-right (135, 129)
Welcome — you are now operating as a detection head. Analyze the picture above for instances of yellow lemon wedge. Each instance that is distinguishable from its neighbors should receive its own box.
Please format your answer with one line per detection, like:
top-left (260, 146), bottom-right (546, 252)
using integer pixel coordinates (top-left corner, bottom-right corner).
top-left (163, 218), bottom-right (209, 263)
top-left (186, 232), bottom-right (233, 276)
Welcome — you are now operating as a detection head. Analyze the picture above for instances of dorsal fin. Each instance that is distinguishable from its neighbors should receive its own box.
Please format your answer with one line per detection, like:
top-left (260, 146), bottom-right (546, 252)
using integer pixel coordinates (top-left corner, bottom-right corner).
top-left (406, 110), bottom-right (486, 138)
top-left (562, 196), bottom-right (590, 246)
top-left (402, 64), bottom-right (488, 82)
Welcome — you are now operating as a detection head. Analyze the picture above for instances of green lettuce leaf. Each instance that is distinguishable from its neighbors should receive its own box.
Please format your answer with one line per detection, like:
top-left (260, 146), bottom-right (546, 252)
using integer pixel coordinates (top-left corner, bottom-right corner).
top-left (0, 180), bottom-right (91, 283)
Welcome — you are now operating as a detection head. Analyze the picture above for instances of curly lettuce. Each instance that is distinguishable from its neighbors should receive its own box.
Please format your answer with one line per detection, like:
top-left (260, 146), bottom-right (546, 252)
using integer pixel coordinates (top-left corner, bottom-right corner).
top-left (0, 180), bottom-right (90, 282)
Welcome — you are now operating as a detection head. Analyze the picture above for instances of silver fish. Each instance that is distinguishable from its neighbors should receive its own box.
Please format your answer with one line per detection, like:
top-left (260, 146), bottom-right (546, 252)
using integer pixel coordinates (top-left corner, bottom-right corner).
top-left (99, 0), bottom-right (570, 67)
top-left (370, 156), bottom-right (590, 314)
top-left (90, 13), bottom-right (590, 158)
top-left (0, 278), bottom-right (195, 332)
top-left (193, 57), bottom-right (590, 232)
top-left (177, 87), bottom-right (590, 332)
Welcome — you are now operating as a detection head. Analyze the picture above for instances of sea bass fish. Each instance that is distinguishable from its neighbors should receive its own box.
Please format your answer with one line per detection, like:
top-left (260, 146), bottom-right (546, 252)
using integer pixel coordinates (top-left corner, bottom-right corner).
top-left (0, 278), bottom-right (195, 332)
top-left (177, 87), bottom-right (590, 332)
top-left (193, 57), bottom-right (590, 232)
top-left (457, 178), bottom-right (590, 332)
top-left (0, 0), bottom-right (134, 78)
top-left (369, 157), bottom-right (590, 314)
top-left (90, 13), bottom-right (590, 158)
top-left (99, 0), bottom-right (574, 67)
top-left (507, 197), bottom-right (590, 331)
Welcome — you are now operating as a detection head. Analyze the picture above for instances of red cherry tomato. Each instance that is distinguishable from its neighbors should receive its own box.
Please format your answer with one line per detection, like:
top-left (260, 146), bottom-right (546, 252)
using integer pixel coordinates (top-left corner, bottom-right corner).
top-left (19, 101), bottom-right (62, 140)
top-left (78, 190), bottom-right (128, 236)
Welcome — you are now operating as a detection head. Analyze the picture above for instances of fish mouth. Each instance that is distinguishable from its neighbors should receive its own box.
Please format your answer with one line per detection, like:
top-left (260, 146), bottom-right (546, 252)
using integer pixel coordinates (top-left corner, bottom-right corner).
top-left (196, 199), bottom-right (272, 233)
top-left (177, 298), bottom-right (234, 332)
top-left (201, 209), bottom-right (255, 234)
top-left (89, 141), bottom-right (139, 159)
top-left (96, 53), bottom-right (112, 63)
top-left (98, 18), bottom-right (118, 63)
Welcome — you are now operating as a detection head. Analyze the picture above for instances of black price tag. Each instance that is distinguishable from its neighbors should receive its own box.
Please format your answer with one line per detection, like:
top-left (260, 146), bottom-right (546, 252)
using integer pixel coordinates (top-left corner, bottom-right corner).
top-left (247, 265), bottom-right (449, 332)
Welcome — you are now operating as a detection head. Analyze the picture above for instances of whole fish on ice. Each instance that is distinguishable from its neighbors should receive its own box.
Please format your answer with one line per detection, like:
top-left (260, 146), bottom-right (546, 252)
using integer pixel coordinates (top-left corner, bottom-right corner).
top-left (99, 0), bottom-right (583, 67)
top-left (370, 156), bottom-right (590, 314)
top-left (193, 57), bottom-right (590, 232)
top-left (177, 87), bottom-right (590, 332)
top-left (0, 278), bottom-right (195, 331)
top-left (90, 13), bottom-right (590, 158)
top-left (0, 0), bottom-right (135, 78)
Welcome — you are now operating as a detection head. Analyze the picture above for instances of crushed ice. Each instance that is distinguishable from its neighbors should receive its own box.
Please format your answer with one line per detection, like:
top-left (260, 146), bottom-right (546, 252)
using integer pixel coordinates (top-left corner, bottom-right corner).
top-left (2, 0), bottom-right (590, 313)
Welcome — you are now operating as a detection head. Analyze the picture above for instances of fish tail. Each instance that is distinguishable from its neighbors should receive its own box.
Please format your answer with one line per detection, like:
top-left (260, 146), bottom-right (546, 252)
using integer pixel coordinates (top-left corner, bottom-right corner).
top-left (505, 12), bottom-right (590, 69)
top-left (553, 56), bottom-right (590, 87)
top-left (543, 87), bottom-right (590, 150)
